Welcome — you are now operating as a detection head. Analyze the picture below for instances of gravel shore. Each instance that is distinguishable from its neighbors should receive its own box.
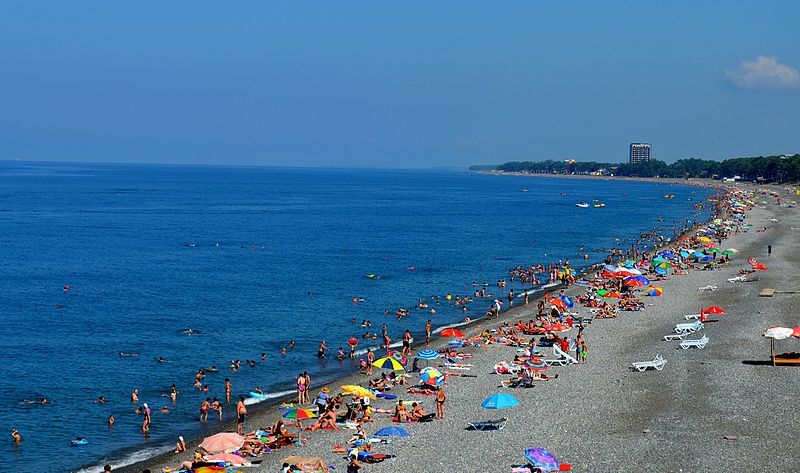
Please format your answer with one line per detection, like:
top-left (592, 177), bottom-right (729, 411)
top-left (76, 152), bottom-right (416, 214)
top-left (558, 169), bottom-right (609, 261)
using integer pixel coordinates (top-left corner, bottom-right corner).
top-left (123, 184), bottom-right (800, 473)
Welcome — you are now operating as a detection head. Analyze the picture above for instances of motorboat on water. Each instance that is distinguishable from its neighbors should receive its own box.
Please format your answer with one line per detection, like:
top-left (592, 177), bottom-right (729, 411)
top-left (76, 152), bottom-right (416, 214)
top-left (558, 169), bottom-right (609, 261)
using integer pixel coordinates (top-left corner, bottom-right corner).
top-left (576, 202), bottom-right (589, 208)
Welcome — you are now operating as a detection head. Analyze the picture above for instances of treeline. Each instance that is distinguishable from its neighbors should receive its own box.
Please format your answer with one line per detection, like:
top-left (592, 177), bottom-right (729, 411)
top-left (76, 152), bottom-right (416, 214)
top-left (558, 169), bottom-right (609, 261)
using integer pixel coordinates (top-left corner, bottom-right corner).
top-left (493, 154), bottom-right (800, 182)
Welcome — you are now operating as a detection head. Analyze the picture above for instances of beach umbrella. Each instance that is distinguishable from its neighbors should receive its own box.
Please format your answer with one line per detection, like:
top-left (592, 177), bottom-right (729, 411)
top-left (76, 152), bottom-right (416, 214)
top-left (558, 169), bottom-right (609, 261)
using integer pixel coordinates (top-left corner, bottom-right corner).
top-left (200, 432), bottom-right (245, 454)
top-left (702, 306), bottom-right (726, 315)
top-left (419, 367), bottom-right (445, 386)
top-left (763, 327), bottom-right (794, 340)
top-left (524, 448), bottom-right (560, 472)
top-left (415, 349), bottom-right (440, 360)
top-left (613, 270), bottom-right (633, 278)
top-left (283, 407), bottom-right (317, 420)
top-left (721, 249), bottom-right (736, 256)
top-left (624, 275), bottom-right (650, 287)
top-left (623, 260), bottom-right (636, 269)
top-left (600, 271), bottom-right (615, 278)
top-left (679, 250), bottom-right (690, 258)
top-left (651, 256), bottom-right (666, 264)
top-left (522, 358), bottom-right (548, 371)
top-left (603, 291), bottom-right (622, 299)
top-left (205, 453), bottom-right (251, 466)
top-left (481, 393), bottom-right (519, 409)
top-left (341, 385), bottom-right (377, 399)
top-left (697, 236), bottom-right (711, 243)
top-left (374, 426), bottom-right (410, 437)
top-left (647, 286), bottom-right (663, 297)
top-left (595, 289), bottom-right (608, 297)
top-left (558, 294), bottom-right (574, 308)
top-left (440, 328), bottom-right (465, 338)
top-left (372, 356), bottom-right (405, 371)
top-left (706, 245), bottom-right (719, 251)
top-left (546, 297), bottom-right (567, 309)
top-left (659, 251), bottom-right (676, 259)
top-left (753, 262), bottom-right (768, 271)
top-left (654, 260), bottom-right (673, 269)
top-left (654, 267), bottom-right (667, 276)
top-left (388, 350), bottom-right (408, 366)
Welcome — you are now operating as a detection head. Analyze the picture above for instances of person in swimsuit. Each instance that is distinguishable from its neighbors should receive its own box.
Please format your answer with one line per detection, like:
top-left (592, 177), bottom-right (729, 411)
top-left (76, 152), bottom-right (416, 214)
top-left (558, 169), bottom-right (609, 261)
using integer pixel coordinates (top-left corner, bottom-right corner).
top-left (296, 374), bottom-right (306, 404)
top-left (425, 320), bottom-right (432, 345)
top-left (236, 396), bottom-right (247, 435)
top-left (317, 340), bottom-right (327, 358)
top-left (199, 398), bottom-right (210, 422)
top-left (303, 372), bottom-right (311, 404)
top-left (435, 387), bottom-right (446, 419)
top-left (225, 378), bottom-right (232, 403)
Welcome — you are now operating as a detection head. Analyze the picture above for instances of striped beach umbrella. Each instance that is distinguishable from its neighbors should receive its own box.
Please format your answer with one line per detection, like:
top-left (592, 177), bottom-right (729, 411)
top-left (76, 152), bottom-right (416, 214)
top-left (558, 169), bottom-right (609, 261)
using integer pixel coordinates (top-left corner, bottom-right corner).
top-left (522, 358), bottom-right (548, 371)
top-left (419, 367), bottom-right (445, 386)
top-left (283, 407), bottom-right (317, 420)
top-left (646, 286), bottom-right (663, 297)
top-left (372, 356), bottom-right (405, 371)
top-left (415, 349), bottom-right (440, 360)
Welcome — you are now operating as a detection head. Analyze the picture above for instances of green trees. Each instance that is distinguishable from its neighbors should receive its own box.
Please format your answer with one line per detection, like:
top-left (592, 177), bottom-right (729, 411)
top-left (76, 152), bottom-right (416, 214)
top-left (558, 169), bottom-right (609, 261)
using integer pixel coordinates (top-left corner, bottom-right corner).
top-left (493, 154), bottom-right (800, 183)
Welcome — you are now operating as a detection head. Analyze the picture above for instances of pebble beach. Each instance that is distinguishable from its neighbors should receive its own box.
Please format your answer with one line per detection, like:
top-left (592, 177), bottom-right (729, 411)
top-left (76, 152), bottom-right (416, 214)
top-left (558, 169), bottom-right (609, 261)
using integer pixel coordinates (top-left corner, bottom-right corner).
top-left (122, 182), bottom-right (800, 473)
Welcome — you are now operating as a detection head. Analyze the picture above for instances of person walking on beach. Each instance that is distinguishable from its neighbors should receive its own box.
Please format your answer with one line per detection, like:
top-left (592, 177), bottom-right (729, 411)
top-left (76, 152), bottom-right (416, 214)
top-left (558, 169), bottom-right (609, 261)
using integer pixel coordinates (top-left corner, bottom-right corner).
top-left (580, 341), bottom-right (588, 363)
top-left (425, 320), bottom-right (432, 346)
top-left (435, 387), bottom-right (446, 419)
top-left (768, 244), bottom-right (772, 256)
top-left (366, 349), bottom-right (374, 376)
top-left (236, 396), bottom-right (247, 435)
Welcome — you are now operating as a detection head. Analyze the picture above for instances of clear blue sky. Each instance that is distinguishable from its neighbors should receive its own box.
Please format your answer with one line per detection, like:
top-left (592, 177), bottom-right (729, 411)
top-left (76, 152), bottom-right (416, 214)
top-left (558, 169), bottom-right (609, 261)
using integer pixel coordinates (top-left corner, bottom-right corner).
top-left (2, 1), bottom-right (798, 167)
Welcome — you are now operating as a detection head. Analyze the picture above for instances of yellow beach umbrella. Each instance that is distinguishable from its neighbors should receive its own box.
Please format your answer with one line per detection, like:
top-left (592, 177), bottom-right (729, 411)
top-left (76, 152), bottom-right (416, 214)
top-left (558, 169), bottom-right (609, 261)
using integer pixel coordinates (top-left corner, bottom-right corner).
top-left (372, 356), bottom-right (405, 371)
top-left (340, 385), bottom-right (376, 399)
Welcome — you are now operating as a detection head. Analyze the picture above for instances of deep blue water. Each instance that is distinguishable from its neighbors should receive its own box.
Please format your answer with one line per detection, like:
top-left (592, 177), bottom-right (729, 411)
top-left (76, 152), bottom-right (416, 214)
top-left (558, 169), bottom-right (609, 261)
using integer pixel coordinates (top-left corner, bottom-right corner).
top-left (0, 162), bottom-right (712, 472)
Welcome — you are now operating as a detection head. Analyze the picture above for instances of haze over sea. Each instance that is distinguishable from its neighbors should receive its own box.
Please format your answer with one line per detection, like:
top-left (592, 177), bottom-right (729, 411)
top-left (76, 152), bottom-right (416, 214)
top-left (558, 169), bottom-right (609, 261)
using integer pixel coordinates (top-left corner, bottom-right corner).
top-left (0, 162), bottom-right (712, 472)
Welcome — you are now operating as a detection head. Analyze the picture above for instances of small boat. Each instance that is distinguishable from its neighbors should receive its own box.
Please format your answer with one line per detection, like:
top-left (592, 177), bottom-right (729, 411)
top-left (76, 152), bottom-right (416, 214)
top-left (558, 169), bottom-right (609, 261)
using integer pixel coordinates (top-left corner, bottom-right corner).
top-left (664, 194), bottom-right (675, 199)
top-left (575, 202), bottom-right (589, 208)
top-left (522, 188), bottom-right (528, 192)
top-left (71, 438), bottom-right (89, 446)
top-left (594, 203), bottom-right (606, 208)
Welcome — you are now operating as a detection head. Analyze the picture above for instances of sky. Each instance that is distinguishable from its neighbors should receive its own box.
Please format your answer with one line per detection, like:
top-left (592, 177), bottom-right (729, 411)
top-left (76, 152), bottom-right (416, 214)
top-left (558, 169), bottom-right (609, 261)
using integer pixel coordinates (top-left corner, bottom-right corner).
top-left (1, 1), bottom-right (799, 168)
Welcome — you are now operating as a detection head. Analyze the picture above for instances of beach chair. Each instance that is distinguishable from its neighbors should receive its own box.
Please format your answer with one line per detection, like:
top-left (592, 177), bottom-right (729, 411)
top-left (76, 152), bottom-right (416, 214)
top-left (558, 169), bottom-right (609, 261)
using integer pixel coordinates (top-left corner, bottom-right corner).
top-left (494, 362), bottom-right (523, 375)
top-left (543, 346), bottom-right (574, 367)
top-left (684, 313), bottom-right (701, 320)
top-left (631, 355), bottom-right (667, 372)
top-left (674, 321), bottom-right (703, 334)
top-left (679, 335), bottom-right (709, 349)
top-left (663, 332), bottom-right (689, 341)
top-left (465, 418), bottom-right (508, 431)
top-left (698, 285), bottom-right (717, 291)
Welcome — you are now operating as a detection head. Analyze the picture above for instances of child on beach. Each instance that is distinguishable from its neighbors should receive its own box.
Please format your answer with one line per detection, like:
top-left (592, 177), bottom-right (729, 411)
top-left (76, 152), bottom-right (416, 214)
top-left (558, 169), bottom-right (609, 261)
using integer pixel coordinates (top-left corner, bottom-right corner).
top-left (581, 341), bottom-right (588, 362)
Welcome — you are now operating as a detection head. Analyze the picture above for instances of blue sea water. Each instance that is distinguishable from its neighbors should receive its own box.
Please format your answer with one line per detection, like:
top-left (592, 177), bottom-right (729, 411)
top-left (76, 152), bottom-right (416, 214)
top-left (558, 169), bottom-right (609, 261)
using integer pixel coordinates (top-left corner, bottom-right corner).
top-left (0, 162), bottom-right (713, 472)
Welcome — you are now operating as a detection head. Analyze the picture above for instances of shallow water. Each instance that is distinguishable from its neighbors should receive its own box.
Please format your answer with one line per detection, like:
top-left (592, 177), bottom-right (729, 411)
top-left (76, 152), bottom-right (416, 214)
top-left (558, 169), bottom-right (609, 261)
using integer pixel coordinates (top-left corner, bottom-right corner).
top-left (0, 162), bottom-right (712, 472)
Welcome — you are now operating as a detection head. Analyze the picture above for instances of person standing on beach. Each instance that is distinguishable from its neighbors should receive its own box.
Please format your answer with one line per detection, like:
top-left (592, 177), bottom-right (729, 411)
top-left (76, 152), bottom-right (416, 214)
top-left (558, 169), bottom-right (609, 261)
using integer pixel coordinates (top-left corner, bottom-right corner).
top-left (211, 398), bottom-right (222, 421)
top-left (236, 396), bottom-right (247, 435)
top-left (508, 289), bottom-right (514, 307)
top-left (402, 329), bottom-right (411, 356)
top-left (425, 320), bottom-right (432, 346)
top-left (581, 341), bottom-right (588, 363)
top-left (768, 244), bottom-right (772, 256)
top-left (225, 378), bottom-right (232, 403)
top-left (296, 374), bottom-right (306, 404)
top-left (303, 372), bottom-right (311, 404)
top-left (435, 387), bottom-right (446, 419)
top-left (366, 349), bottom-right (374, 376)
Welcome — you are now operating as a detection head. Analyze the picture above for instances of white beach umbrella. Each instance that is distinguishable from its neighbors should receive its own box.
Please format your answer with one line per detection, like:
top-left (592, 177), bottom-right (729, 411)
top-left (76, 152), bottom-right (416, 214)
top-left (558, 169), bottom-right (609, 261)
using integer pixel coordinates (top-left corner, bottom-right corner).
top-left (614, 267), bottom-right (641, 275)
top-left (763, 327), bottom-right (794, 340)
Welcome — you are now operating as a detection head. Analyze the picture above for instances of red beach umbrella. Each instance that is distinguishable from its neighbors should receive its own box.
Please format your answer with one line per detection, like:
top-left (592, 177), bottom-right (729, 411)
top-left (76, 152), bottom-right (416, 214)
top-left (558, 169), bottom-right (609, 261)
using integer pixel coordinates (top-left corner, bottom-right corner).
top-left (546, 297), bottom-right (567, 309)
top-left (624, 279), bottom-right (645, 287)
top-left (439, 328), bottom-right (465, 338)
top-left (702, 306), bottom-right (726, 315)
top-left (544, 323), bottom-right (571, 333)
top-left (600, 271), bottom-right (615, 278)
top-left (603, 291), bottom-right (622, 299)
top-left (613, 270), bottom-right (633, 278)
top-left (793, 327), bottom-right (800, 339)
top-left (753, 263), bottom-right (768, 271)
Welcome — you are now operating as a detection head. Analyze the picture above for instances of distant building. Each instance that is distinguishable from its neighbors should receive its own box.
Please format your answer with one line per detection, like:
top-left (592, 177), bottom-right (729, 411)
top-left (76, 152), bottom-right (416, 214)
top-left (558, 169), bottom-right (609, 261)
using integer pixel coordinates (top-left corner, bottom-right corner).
top-left (629, 143), bottom-right (652, 164)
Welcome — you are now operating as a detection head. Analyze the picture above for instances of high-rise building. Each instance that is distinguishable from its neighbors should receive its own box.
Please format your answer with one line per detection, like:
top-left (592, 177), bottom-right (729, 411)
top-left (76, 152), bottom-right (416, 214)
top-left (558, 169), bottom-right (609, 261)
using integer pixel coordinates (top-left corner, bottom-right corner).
top-left (629, 143), bottom-right (652, 164)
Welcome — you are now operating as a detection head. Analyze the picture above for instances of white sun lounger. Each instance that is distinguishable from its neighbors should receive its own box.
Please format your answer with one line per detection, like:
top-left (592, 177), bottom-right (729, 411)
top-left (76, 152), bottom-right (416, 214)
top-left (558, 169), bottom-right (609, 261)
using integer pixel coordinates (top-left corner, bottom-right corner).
top-left (679, 335), bottom-right (709, 349)
top-left (674, 321), bottom-right (703, 334)
top-left (663, 332), bottom-right (690, 341)
top-left (631, 355), bottom-right (667, 372)
top-left (544, 345), bottom-right (578, 366)
top-left (684, 313), bottom-right (701, 320)
top-left (698, 285), bottom-right (717, 291)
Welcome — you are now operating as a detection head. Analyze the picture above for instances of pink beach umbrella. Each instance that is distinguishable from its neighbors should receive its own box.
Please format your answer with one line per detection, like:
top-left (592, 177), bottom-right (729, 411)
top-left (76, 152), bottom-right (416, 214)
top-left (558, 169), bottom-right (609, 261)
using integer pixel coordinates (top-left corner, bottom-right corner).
top-left (205, 453), bottom-right (251, 466)
top-left (200, 432), bottom-right (245, 454)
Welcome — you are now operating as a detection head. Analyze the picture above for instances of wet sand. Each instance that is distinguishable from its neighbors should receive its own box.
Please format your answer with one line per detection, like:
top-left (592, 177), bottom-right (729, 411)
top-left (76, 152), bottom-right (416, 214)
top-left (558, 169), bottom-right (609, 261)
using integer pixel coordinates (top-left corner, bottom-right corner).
top-left (123, 184), bottom-right (800, 473)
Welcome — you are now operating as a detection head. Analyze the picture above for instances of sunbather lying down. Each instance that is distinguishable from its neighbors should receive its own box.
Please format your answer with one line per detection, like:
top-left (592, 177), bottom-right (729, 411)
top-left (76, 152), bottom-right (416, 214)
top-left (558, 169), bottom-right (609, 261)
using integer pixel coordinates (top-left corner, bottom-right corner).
top-left (282, 456), bottom-right (330, 471)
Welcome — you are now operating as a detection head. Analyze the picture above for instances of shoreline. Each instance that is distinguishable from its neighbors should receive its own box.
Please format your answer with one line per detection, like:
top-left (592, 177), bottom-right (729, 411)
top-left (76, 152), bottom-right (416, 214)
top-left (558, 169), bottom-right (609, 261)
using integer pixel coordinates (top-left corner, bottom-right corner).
top-left (108, 180), bottom-right (724, 473)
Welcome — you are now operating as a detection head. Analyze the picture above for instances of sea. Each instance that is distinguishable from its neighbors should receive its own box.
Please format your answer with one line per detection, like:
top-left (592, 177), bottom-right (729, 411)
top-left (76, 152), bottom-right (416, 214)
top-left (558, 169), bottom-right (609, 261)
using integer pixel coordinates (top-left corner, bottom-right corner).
top-left (0, 162), bottom-right (714, 472)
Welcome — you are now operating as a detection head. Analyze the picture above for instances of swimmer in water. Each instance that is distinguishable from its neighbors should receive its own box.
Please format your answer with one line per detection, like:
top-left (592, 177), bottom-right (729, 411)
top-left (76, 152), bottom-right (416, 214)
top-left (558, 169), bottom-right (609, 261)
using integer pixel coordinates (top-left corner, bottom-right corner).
top-left (261, 353), bottom-right (267, 361)
top-left (281, 347), bottom-right (287, 356)
top-left (96, 396), bottom-right (106, 404)
top-left (108, 415), bottom-right (114, 427)
top-left (289, 340), bottom-right (296, 349)
top-left (157, 356), bottom-right (166, 363)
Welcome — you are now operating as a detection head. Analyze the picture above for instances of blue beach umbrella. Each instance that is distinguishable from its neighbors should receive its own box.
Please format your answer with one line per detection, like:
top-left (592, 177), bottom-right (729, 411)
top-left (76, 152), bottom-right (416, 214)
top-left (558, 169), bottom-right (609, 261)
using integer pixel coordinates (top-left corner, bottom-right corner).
top-left (374, 426), bottom-right (409, 437)
top-left (481, 393), bottom-right (519, 409)
top-left (524, 448), bottom-right (560, 471)
top-left (415, 349), bottom-right (440, 360)
top-left (557, 295), bottom-right (574, 308)
top-left (680, 250), bottom-right (690, 258)
top-left (659, 251), bottom-right (676, 259)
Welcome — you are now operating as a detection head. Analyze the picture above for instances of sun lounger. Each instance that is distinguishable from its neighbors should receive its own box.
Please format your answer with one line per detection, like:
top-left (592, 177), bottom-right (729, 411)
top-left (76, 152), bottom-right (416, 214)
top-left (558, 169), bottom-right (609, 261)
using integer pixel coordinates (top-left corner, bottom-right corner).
top-left (494, 362), bottom-right (523, 375)
top-left (631, 354), bottom-right (667, 371)
top-left (674, 321), bottom-right (703, 334)
top-left (441, 363), bottom-right (471, 370)
top-left (684, 313), bottom-right (701, 320)
top-left (679, 335), bottom-right (709, 349)
top-left (466, 418), bottom-right (508, 431)
top-left (663, 332), bottom-right (690, 341)
top-left (545, 345), bottom-right (579, 366)
top-left (698, 285), bottom-right (717, 291)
